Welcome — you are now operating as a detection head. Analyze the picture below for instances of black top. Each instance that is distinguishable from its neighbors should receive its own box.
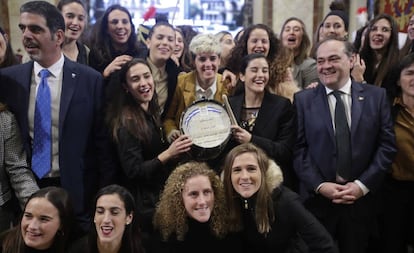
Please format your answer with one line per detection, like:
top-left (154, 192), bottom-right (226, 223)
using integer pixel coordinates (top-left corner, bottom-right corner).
top-left (115, 112), bottom-right (170, 233)
top-left (151, 218), bottom-right (242, 253)
top-left (89, 44), bottom-right (146, 74)
top-left (76, 41), bottom-right (89, 65)
top-left (240, 186), bottom-right (336, 253)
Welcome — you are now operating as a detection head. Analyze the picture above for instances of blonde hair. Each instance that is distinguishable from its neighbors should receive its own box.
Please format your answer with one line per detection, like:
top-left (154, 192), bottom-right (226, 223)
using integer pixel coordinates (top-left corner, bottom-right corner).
top-left (189, 33), bottom-right (221, 57)
top-left (153, 162), bottom-right (229, 241)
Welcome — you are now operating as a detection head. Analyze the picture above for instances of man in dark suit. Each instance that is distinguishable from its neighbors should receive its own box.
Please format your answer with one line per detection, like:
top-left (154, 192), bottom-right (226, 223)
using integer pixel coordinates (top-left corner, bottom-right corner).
top-left (293, 38), bottom-right (396, 253)
top-left (0, 1), bottom-right (115, 232)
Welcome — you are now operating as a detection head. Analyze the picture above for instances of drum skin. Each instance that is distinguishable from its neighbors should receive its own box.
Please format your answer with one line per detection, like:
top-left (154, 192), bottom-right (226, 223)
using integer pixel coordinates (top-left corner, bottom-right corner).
top-left (180, 99), bottom-right (231, 160)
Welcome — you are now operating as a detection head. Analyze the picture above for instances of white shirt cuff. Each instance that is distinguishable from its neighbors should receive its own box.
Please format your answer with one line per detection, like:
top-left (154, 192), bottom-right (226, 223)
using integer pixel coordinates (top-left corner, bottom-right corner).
top-left (354, 180), bottom-right (370, 195)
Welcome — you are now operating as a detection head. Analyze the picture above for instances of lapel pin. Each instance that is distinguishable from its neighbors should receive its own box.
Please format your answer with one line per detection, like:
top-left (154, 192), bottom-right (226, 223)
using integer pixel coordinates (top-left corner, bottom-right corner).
top-left (71, 73), bottom-right (76, 78)
top-left (358, 96), bottom-right (364, 101)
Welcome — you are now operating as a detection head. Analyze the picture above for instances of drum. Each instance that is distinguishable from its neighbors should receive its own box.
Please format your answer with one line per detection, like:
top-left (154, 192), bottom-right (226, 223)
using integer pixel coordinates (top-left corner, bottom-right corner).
top-left (180, 99), bottom-right (231, 160)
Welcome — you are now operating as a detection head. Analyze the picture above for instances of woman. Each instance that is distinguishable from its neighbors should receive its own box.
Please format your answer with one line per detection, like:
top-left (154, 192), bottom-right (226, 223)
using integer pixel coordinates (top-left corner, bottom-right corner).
top-left (0, 187), bottom-right (76, 253)
top-left (70, 184), bottom-right (144, 253)
top-left (152, 162), bottom-right (241, 253)
top-left (0, 103), bottom-right (38, 233)
top-left (163, 33), bottom-right (228, 143)
top-left (214, 31), bottom-right (235, 74)
top-left (380, 53), bottom-right (414, 253)
top-left (227, 53), bottom-right (296, 189)
top-left (0, 27), bottom-right (19, 68)
top-left (400, 14), bottom-right (414, 56)
top-left (222, 143), bottom-right (336, 253)
top-left (57, 0), bottom-right (89, 64)
top-left (88, 5), bottom-right (146, 78)
top-left (320, 10), bottom-right (349, 40)
top-left (145, 22), bottom-right (180, 117)
top-left (171, 28), bottom-right (191, 73)
top-left (280, 17), bottom-right (318, 88)
top-left (105, 58), bottom-right (192, 245)
top-left (226, 24), bottom-right (298, 101)
top-left (359, 14), bottom-right (399, 88)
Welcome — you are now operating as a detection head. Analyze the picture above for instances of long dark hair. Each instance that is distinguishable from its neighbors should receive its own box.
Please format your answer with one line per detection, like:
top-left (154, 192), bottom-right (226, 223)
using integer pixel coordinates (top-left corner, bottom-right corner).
top-left (89, 5), bottom-right (139, 66)
top-left (89, 184), bottom-right (144, 253)
top-left (1, 187), bottom-right (75, 253)
top-left (360, 13), bottom-right (399, 86)
top-left (0, 27), bottom-right (18, 68)
top-left (106, 58), bottom-right (161, 144)
top-left (227, 23), bottom-right (279, 74)
top-left (222, 143), bottom-right (274, 234)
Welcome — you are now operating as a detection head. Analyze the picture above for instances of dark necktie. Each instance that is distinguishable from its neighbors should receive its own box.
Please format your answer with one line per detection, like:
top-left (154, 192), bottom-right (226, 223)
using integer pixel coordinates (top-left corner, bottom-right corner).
top-left (332, 90), bottom-right (352, 181)
top-left (32, 69), bottom-right (51, 179)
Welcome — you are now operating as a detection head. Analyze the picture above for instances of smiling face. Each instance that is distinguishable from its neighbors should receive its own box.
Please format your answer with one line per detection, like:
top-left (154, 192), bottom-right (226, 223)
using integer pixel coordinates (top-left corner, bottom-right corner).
top-left (240, 57), bottom-right (269, 95)
top-left (316, 39), bottom-right (353, 90)
top-left (322, 15), bottom-right (347, 39)
top-left (182, 175), bottom-right (214, 223)
top-left (0, 32), bottom-right (7, 63)
top-left (369, 18), bottom-right (392, 51)
top-left (147, 25), bottom-right (175, 64)
top-left (408, 15), bottom-right (414, 40)
top-left (231, 152), bottom-right (262, 198)
top-left (19, 12), bottom-right (64, 67)
top-left (174, 30), bottom-right (184, 58)
top-left (61, 2), bottom-right (86, 42)
top-left (21, 198), bottom-right (61, 250)
top-left (247, 28), bottom-right (270, 56)
top-left (125, 62), bottom-right (154, 111)
top-left (107, 9), bottom-right (131, 50)
top-left (282, 20), bottom-right (303, 51)
top-left (94, 194), bottom-right (132, 247)
top-left (219, 34), bottom-right (235, 61)
top-left (194, 52), bottom-right (220, 88)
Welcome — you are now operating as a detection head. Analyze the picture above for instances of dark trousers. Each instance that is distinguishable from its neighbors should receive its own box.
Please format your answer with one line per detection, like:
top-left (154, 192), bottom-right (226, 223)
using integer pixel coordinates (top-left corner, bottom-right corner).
top-left (305, 194), bottom-right (375, 253)
top-left (381, 177), bottom-right (414, 253)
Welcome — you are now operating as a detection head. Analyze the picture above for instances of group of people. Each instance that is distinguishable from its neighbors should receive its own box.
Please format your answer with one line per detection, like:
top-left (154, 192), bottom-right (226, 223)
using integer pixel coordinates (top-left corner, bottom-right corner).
top-left (0, 0), bottom-right (413, 252)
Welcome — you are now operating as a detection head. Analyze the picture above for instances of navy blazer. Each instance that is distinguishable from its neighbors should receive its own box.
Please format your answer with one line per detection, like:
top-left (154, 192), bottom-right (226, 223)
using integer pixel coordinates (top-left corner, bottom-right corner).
top-left (293, 81), bottom-right (396, 200)
top-left (0, 59), bottom-right (116, 228)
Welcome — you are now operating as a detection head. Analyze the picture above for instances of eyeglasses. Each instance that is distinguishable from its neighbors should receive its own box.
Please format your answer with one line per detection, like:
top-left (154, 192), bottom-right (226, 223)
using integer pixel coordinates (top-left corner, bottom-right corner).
top-left (370, 26), bottom-right (392, 33)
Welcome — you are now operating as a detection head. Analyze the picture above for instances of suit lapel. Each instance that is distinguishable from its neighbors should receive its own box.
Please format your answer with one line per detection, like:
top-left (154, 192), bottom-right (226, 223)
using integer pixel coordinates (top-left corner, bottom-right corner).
top-left (253, 92), bottom-right (273, 133)
top-left (350, 81), bottom-right (364, 135)
top-left (229, 94), bottom-right (244, 125)
top-left (16, 62), bottom-right (34, 146)
top-left (59, 59), bottom-right (77, 132)
top-left (313, 84), bottom-right (335, 141)
top-left (182, 72), bottom-right (196, 107)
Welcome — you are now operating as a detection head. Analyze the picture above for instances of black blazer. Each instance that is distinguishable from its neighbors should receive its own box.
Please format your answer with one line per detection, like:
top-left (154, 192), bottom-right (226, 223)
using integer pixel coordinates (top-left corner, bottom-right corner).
top-left (227, 90), bottom-right (297, 187)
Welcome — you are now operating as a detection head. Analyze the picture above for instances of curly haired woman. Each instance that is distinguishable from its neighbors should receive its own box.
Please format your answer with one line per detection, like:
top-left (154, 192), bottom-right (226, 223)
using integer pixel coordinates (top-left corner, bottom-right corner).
top-left (225, 23), bottom-right (299, 101)
top-left (152, 162), bottom-right (241, 253)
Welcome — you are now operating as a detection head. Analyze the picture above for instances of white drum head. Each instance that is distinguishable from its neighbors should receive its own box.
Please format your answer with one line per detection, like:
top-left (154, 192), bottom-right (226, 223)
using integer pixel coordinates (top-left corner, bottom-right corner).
top-left (180, 100), bottom-right (231, 149)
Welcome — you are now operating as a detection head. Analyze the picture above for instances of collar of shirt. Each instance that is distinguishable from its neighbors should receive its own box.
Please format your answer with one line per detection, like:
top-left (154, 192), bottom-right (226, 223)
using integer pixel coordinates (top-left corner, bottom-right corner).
top-left (195, 78), bottom-right (217, 99)
top-left (324, 78), bottom-right (352, 96)
top-left (33, 53), bottom-right (65, 79)
top-left (147, 57), bottom-right (166, 77)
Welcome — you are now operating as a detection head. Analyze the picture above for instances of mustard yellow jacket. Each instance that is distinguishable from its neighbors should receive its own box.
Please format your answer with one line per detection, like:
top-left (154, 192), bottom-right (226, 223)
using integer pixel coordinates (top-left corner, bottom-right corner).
top-left (163, 71), bottom-right (228, 137)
